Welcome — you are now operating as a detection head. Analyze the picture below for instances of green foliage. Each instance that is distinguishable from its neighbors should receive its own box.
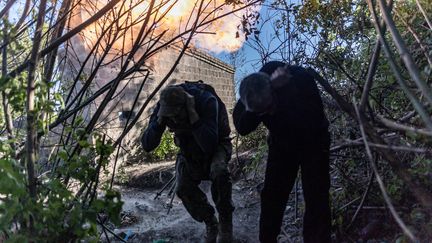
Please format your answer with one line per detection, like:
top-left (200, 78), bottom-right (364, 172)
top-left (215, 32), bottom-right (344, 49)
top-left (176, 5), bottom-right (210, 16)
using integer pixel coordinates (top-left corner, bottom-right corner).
top-left (121, 130), bottom-right (179, 165)
top-left (408, 156), bottom-right (432, 192)
top-left (0, 0), bottom-right (430, 241)
top-left (237, 124), bottom-right (267, 151)
top-left (244, 141), bottom-right (268, 173)
top-left (145, 131), bottom-right (179, 162)
top-left (256, 0), bottom-right (432, 240)
top-left (0, 134), bottom-right (123, 242)
top-left (236, 124), bottom-right (268, 173)
top-left (3, 74), bottom-right (27, 113)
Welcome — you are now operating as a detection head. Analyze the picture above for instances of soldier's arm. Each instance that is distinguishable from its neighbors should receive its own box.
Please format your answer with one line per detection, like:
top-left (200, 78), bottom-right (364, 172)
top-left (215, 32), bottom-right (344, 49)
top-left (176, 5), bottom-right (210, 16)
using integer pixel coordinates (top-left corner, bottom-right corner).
top-left (141, 104), bottom-right (166, 152)
top-left (233, 100), bottom-right (261, 136)
top-left (191, 96), bottom-right (219, 154)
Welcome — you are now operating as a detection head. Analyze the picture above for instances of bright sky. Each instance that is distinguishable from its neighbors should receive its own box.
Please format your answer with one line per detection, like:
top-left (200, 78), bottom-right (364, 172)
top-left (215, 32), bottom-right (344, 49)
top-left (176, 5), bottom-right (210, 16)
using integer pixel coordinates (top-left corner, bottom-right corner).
top-left (1, 0), bottom-right (308, 94)
top-left (215, 1), bottom-right (309, 92)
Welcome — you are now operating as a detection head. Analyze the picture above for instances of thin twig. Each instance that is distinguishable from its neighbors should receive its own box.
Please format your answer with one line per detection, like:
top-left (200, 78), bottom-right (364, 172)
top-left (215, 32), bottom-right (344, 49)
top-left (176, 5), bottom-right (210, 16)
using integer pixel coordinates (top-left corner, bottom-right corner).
top-left (313, 64), bottom-right (432, 212)
top-left (395, 10), bottom-right (432, 67)
top-left (359, 41), bottom-right (381, 112)
top-left (377, 0), bottom-right (432, 106)
top-left (354, 102), bottom-right (417, 242)
top-left (366, 0), bottom-right (432, 131)
top-left (414, 0), bottom-right (432, 30)
top-left (0, 0), bottom-right (15, 20)
top-left (347, 168), bottom-right (374, 230)
top-left (378, 115), bottom-right (432, 137)
top-left (5, 0), bottom-right (123, 82)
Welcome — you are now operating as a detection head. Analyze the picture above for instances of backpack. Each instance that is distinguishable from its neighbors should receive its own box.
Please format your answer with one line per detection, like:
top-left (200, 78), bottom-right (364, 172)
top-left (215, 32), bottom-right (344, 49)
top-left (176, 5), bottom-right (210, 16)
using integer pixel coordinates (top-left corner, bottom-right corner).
top-left (181, 80), bottom-right (231, 138)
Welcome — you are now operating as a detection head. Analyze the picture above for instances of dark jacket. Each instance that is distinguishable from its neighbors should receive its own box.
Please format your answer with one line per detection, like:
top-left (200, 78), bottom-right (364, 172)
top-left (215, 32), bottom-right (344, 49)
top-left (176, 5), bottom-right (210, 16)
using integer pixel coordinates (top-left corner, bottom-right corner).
top-left (233, 65), bottom-right (329, 147)
top-left (142, 83), bottom-right (230, 160)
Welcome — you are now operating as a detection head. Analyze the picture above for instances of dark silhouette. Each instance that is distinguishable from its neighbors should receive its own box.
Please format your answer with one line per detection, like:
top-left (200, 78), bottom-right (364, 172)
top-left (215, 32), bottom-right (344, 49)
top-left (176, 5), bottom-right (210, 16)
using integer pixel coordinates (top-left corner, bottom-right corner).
top-left (233, 61), bottom-right (331, 243)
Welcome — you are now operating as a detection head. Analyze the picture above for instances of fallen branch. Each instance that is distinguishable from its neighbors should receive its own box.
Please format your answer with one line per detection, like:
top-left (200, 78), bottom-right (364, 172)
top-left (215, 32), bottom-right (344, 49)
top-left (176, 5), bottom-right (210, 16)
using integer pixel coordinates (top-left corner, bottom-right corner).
top-left (347, 168), bottom-right (374, 230)
top-left (378, 115), bottom-right (432, 137)
top-left (355, 103), bottom-right (417, 242)
top-left (312, 66), bottom-right (432, 213)
top-left (334, 139), bottom-right (431, 154)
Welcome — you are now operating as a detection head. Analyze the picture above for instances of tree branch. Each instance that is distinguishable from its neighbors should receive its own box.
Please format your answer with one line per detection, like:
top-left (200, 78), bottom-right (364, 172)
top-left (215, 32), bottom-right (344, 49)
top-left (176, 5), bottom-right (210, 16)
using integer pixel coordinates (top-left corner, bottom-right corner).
top-left (0, 0), bottom-right (15, 20)
top-left (25, 0), bottom-right (48, 199)
top-left (366, 0), bottom-right (432, 131)
top-left (354, 103), bottom-right (418, 242)
top-left (377, 0), bottom-right (432, 106)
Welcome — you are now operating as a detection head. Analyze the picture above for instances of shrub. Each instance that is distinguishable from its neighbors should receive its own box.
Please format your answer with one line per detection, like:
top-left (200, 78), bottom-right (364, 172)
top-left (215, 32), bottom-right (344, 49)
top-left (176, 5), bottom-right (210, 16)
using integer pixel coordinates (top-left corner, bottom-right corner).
top-left (236, 124), bottom-right (268, 151)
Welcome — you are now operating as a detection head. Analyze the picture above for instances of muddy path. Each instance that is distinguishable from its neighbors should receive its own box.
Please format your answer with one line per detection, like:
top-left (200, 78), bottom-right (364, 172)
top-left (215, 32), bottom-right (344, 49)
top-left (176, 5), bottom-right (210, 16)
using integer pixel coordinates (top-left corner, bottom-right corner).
top-left (109, 154), bottom-right (303, 243)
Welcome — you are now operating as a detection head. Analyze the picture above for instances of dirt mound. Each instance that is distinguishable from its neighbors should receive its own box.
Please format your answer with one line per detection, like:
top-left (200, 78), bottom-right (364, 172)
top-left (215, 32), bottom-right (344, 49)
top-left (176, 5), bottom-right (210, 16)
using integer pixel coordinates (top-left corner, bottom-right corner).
top-left (119, 161), bottom-right (175, 189)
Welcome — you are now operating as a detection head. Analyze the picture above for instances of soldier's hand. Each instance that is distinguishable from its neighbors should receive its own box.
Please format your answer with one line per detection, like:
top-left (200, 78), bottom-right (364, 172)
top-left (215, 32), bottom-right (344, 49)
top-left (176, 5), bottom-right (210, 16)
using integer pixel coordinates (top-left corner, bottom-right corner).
top-left (166, 114), bottom-right (192, 134)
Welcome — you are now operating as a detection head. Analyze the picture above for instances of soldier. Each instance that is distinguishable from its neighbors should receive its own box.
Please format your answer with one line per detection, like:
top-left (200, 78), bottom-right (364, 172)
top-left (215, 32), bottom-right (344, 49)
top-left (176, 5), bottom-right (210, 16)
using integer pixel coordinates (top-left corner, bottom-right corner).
top-left (142, 81), bottom-right (234, 243)
top-left (233, 61), bottom-right (331, 243)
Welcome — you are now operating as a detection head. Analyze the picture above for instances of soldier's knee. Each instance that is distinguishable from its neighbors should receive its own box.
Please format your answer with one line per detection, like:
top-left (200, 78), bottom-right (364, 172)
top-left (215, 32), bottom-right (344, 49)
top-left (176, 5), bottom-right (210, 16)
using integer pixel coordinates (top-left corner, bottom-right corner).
top-left (210, 165), bottom-right (230, 181)
top-left (176, 183), bottom-right (189, 198)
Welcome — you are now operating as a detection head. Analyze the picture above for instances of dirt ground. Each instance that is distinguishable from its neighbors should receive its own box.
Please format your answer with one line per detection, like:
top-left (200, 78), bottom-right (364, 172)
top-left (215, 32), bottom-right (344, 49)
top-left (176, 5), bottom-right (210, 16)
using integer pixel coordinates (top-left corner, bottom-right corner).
top-left (106, 152), bottom-right (304, 243)
top-left (100, 149), bottom-right (418, 243)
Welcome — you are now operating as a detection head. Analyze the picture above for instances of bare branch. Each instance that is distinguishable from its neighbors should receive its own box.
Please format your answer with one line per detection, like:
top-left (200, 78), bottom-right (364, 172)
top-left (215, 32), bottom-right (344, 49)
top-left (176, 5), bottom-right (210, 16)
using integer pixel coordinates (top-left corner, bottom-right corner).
top-left (354, 103), bottom-right (418, 242)
top-left (359, 42), bottom-right (381, 112)
top-left (415, 0), bottom-right (432, 30)
top-left (0, 0), bottom-right (15, 20)
top-left (15, 0), bottom-right (31, 30)
top-left (377, 0), bottom-right (432, 106)
top-left (347, 169), bottom-right (374, 230)
top-left (5, 0), bottom-right (122, 82)
top-left (1, 16), bottom-right (14, 144)
top-left (395, 9), bottom-right (432, 67)
top-left (312, 67), bottom-right (432, 211)
top-left (378, 115), bottom-right (432, 137)
top-left (366, 0), bottom-right (432, 131)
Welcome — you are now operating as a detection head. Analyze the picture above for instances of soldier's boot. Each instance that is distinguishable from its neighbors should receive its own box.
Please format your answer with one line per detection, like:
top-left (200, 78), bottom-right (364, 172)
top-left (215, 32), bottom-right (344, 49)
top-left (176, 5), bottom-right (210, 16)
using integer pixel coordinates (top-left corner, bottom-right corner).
top-left (204, 215), bottom-right (219, 243)
top-left (217, 214), bottom-right (233, 243)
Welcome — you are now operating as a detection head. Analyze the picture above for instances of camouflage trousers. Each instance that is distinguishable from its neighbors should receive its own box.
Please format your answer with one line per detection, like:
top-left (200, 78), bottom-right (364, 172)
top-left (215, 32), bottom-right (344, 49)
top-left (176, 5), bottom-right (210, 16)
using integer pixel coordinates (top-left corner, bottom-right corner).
top-left (175, 142), bottom-right (234, 222)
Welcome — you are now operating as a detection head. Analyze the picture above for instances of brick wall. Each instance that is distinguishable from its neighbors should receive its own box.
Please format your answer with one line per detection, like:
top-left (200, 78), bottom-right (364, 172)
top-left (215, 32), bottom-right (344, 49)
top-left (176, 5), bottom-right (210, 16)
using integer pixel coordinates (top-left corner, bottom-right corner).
top-left (56, 4), bottom-right (237, 166)
top-left (60, 39), bottom-right (236, 161)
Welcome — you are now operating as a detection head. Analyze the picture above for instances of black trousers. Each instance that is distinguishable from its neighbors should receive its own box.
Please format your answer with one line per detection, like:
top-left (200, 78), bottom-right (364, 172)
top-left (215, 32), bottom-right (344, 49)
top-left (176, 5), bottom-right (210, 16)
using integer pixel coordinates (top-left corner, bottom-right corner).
top-left (259, 134), bottom-right (331, 243)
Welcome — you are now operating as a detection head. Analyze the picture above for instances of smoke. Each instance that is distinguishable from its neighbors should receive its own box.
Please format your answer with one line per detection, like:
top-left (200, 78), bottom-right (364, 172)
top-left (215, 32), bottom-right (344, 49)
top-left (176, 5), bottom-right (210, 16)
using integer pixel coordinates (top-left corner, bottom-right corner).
top-left (70, 0), bottom-right (259, 54)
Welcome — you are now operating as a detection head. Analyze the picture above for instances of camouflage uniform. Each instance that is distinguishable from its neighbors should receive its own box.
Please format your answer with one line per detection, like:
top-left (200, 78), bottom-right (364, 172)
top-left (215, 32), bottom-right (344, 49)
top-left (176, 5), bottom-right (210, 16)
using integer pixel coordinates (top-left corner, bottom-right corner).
top-left (142, 82), bottom-right (234, 242)
top-left (175, 142), bottom-right (233, 222)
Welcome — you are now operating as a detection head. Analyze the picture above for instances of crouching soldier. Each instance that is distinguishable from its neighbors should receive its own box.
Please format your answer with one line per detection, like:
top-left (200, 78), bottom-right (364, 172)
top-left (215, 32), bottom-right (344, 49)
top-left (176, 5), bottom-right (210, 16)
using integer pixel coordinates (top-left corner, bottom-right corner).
top-left (233, 61), bottom-right (331, 243)
top-left (141, 81), bottom-right (234, 243)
